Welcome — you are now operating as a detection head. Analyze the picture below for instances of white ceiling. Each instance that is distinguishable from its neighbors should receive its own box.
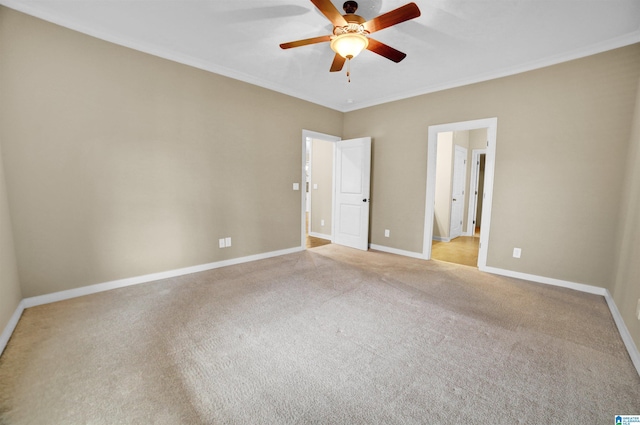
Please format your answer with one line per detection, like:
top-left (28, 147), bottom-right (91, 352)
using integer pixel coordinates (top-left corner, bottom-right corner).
top-left (2, 0), bottom-right (640, 112)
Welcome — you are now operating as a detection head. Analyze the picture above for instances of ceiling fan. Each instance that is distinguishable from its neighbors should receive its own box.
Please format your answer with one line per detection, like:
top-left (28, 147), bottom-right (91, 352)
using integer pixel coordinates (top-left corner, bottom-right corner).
top-left (280, 0), bottom-right (421, 79)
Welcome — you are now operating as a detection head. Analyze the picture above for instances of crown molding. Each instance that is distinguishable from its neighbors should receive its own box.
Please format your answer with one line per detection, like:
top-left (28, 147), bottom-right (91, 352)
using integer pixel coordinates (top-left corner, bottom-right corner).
top-left (2, 1), bottom-right (639, 113)
top-left (342, 31), bottom-right (640, 112)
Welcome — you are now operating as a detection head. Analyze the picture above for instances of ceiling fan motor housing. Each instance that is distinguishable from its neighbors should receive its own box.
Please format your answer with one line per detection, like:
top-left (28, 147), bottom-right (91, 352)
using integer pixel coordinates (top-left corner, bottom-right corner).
top-left (343, 1), bottom-right (359, 14)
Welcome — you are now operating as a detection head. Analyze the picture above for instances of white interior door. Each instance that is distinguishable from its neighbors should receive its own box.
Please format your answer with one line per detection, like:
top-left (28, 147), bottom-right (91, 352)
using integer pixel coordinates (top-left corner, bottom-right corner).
top-left (449, 145), bottom-right (467, 239)
top-left (333, 137), bottom-right (371, 251)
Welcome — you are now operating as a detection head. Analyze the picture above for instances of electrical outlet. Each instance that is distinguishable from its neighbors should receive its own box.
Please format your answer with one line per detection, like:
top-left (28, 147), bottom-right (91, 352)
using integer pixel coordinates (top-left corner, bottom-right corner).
top-left (384, 229), bottom-right (390, 237)
top-left (321, 219), bottom-right (325, 226)
top-left (513, 248), bottom-right (522, 258)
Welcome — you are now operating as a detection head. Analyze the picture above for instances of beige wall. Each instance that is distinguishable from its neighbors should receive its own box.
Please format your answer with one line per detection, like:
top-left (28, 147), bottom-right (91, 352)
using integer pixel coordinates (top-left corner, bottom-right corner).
top-left (1, 7), bottom-right (639, 353)
top-left (612, 77), bottom-right (640, 353)
top-left (344, 44), bottom-right (640, 289)
top-left (469, 129), bottom-right (488, 151)
top-left (0, 7), bottom-right (343, 298)
top-left (0, 142), bottom-right (22, 336)
top-left (310, 139), bottom-right (333, 238)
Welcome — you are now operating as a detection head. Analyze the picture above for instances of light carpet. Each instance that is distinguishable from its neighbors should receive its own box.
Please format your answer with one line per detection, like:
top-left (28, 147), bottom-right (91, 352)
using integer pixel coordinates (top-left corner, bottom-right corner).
top-left (1, 245), bottom-right (638, 424)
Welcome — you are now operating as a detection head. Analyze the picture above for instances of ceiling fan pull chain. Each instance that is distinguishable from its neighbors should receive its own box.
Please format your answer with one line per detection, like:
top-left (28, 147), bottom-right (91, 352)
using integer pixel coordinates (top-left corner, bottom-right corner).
top-left (347, 58), bottom-right (351, 83)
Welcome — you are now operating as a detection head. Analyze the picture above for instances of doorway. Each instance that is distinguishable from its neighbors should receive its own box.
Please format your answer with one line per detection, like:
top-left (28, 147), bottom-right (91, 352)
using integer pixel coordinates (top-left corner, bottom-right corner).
top-left (423, 118), bottom-right (497, 269)
top-left (302, 131), bottom-right (339, 249)
top-left (301, 131), bottom-right (372, 251)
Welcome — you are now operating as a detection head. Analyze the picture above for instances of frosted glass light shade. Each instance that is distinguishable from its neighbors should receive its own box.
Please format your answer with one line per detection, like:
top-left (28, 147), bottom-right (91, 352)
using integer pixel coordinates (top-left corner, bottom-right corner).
top-left (330, 33), bottom-right (369, 59)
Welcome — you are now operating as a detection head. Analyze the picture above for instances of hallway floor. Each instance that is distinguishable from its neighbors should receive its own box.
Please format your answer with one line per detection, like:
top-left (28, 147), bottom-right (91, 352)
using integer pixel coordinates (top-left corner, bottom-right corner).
top-left (306, 235), bottom-right (331, 249)
top-left (306, 212), bottom-right (331, 249)
top-left (431, 233), bottom-right (480, 267)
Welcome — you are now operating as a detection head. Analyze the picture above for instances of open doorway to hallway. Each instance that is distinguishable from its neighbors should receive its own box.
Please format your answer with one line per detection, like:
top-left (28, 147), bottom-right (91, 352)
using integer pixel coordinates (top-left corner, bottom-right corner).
top-left (431, 232), bottom-right (480, 267)
top-left (423, 118), bottom-right (497, 270)
top-left (302, 131), bottom-right (372, 252)
top-left (302, 132), bottom-right (335, 249)
top-left (431, 130), bottom-right (486, 267)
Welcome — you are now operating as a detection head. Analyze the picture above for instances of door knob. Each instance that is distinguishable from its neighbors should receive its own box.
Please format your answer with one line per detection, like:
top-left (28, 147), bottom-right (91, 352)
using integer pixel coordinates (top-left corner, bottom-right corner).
top-left (453, 198), bottom-right (457, 201)
top-left (363, 198), bottom-right (369, 203)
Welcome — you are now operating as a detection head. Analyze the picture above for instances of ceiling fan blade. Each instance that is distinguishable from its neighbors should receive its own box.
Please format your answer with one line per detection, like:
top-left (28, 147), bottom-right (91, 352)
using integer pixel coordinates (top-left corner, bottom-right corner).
top-left (363, 2), bottom-right (421, 34)
top-left (330, 54), bottom-right (346, 72)
top-left (280, 35), bottom-right (331, 49)
top-left (311, 0), bottom-right (348, 27)
top-left (366, 38), bottom-right (407, 63)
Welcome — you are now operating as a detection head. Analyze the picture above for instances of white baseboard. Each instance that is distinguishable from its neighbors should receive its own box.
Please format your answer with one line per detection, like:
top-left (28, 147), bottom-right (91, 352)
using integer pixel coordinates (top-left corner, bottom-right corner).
top-left (23, 246), bottom-right (304, 309)
top-left (309, 232), bottom-right (331, 241)
top-left (480, 266), bottom-right (607, 296)
top-left (481, 265), bottom-right (639, 377)
top-left (5, 246), bottom-right (639, 378)
top-left (604, 290), bottom-right (640, 377)
top-left (369, 244), bottom-right (426, 260)
top-left (432, 236), bottom-right (451, 242)
top-left (0, 300), bottom-right (25, 356)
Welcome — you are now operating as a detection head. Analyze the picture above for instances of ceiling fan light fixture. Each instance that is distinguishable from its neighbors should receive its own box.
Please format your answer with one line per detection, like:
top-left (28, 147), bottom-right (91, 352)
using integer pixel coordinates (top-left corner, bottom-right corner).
top-left (330, 33), bottom-right (369, 59)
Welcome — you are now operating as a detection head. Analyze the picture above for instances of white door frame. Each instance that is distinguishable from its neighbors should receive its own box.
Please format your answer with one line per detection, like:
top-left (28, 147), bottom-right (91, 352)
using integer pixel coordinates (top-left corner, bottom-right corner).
top-left (466, 148), bottom-right (487, 236)
top-left (306, 137), bottom-right (312, 233)
top-left (423, 118), bottom-right (497, 269)
top-left (301, 130), bottom-right (341, 248)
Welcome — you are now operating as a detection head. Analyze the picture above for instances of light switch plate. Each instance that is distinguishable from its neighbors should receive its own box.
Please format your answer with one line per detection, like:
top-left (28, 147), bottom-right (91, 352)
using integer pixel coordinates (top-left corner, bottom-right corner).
top-left (219, 238), bottom-right (225, 248)
top-left (225, 237), bottom-right (232, 247)
top-left (293, 183), bottom-right (299, 190)
top-left (513, 248), bottom-right (522, 258)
